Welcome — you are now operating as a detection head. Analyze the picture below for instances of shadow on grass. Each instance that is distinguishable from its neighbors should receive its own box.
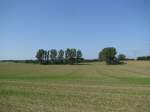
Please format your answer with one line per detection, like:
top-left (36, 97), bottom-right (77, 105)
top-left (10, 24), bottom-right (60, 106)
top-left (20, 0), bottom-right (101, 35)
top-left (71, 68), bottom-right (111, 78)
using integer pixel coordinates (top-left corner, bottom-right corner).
top-left (39, 63), bottom-right (92, 66)
top-left (71, 63), bottom-right (91, 65)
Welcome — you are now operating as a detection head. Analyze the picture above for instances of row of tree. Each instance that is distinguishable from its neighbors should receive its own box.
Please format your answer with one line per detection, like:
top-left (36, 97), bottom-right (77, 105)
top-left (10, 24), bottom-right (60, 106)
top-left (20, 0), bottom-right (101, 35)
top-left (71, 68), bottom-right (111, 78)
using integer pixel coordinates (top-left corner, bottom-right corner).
top-left (137, 56), bottom-right (150, 60)
top-left (36, 48), bottom-right (83, 64)
top-left (98, 47), bottom-right (126, 64)
top-left (35, 47), bottom-right (127, 65)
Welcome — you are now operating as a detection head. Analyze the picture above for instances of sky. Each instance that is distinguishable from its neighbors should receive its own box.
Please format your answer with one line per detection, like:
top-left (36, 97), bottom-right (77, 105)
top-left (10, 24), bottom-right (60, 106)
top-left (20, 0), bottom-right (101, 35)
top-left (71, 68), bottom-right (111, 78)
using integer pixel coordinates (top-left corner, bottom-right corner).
top-left (0, 0), bottom-right (150, 60)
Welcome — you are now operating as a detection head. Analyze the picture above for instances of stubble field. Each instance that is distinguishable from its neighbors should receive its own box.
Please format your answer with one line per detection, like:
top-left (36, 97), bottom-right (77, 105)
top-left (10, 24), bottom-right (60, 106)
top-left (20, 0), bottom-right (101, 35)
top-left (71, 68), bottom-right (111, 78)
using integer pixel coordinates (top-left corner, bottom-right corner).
top-left (0, 61), bottom-right (150, 112)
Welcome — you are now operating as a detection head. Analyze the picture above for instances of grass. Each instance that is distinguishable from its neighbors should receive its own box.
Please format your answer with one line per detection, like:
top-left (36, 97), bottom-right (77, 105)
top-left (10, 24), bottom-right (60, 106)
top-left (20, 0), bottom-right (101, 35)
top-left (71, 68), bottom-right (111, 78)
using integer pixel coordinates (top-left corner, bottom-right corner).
top-left (0, 61), bottom-right (150, 112)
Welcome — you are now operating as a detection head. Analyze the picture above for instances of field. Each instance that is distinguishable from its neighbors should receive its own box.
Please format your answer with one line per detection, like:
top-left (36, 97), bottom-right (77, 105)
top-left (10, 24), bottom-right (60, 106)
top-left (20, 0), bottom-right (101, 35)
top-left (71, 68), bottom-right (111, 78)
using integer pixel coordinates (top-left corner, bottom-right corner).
top-left (0, 61), bottom-right (150, 112)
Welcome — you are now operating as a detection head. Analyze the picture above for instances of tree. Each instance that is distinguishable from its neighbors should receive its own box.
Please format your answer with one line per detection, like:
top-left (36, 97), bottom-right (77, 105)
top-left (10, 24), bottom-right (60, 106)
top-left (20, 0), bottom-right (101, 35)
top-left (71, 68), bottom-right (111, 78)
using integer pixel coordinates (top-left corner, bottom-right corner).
top-left (50, 49), bottom-right (57, 64)
top-left (65, 48), bottom-right (70, 59)
top-left (65, 48), bottom-right (71, 64)
top-left (58, 49), bottom-right (64, 64)
top-left (77, 49), bottom-right (83, 63)
top-left (36, 49), bottom-right (45, 64)
top-left (65, 48), bottom-right (77, 64)
top-left (99, 47), bottom-right (117, 64)
top-left (118, 54), bottom-right (126, 61)
top-left (45, 50), bottom-right (49, 64)
top-left (69, 48), bottom-right (77, 64)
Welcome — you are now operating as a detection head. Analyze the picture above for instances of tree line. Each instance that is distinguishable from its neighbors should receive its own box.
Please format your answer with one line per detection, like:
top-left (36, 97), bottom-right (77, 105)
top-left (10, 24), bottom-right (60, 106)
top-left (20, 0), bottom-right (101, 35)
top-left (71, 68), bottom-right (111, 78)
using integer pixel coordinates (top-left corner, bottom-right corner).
top-left (137, 56), bottom-right (150, 60)
top-left (35, 47), bottom-right (127, 65)
top-left (2, 47), bottom-right (148, 65)
top-left (36, 48), bottom-right (83, 64)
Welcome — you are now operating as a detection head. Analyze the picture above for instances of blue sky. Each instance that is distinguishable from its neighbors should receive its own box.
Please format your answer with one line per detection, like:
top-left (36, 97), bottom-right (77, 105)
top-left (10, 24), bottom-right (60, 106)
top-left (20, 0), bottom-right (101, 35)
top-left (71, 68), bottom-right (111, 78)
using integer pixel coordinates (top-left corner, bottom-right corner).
top-left (0, 0), bottom-right (150, 59)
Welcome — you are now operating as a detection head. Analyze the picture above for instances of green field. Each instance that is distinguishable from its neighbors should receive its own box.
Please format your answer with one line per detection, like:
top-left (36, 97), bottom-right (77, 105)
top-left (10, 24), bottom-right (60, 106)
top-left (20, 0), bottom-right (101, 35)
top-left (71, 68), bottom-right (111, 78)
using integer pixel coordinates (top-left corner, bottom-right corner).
top-left (0, 61), bottom-right (150, 112)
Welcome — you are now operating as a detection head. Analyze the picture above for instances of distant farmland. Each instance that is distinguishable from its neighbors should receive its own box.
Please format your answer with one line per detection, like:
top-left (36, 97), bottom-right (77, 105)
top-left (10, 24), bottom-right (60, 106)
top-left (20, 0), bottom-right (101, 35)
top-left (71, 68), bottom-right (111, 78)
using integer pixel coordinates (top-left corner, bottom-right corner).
top-left (0, 61), bottom-right (150, 112)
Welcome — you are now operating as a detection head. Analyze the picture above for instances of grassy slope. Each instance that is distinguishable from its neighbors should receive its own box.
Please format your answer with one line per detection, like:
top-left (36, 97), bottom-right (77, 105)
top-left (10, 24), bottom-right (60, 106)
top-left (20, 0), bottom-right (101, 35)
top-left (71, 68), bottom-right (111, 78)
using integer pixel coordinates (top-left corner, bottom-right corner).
top-left (0, 61), bottom-right (150, 112)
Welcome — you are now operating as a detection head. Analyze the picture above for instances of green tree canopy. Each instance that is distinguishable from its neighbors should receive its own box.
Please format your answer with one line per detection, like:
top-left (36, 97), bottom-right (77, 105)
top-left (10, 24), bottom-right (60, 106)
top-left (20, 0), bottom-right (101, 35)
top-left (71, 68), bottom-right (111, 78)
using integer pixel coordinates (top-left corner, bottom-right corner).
top-left (118, 54), bottom-right (126, 60)
top-left (36, 48), bottom-right (83, 65)
top-left (35, 49), bottom-right (45, 64)
top-left (50, 49), bottom-right (57, 63)
top-left (58, 49), bottom-right (64, 60)
top-left (99, 47), bottom-right (117, 64)
top-left (77, 49), bottom-right (83, 63)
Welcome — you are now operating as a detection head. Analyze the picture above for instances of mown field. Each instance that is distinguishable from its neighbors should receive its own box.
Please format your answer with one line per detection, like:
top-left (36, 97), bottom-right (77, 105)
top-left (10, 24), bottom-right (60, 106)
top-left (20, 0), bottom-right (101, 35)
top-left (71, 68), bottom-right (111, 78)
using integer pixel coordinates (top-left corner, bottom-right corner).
top-left (0, 61), bottom-right (150, 112)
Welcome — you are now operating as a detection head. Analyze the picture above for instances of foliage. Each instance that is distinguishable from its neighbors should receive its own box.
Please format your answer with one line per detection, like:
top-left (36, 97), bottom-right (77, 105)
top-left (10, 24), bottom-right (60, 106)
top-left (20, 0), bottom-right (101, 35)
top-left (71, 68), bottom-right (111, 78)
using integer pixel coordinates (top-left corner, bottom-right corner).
top-left (137, 56), bottom-right (150, 60)
top-left (69, 48), bottom-right (77, 64)
top-left (35, 48), bottom-right (83, 65)
top-left (50, 49), bottom-right (57, 64)
top-left (118, 54), bottom-right (126, 60)
top-left (99, 47), bottom-right (118, 64)
top-left (35, 49), bottom-right (45, 64)
top-left (58, 49), bottom-right (65, 64)
top-left (77, 49), bottom-right (83, 63)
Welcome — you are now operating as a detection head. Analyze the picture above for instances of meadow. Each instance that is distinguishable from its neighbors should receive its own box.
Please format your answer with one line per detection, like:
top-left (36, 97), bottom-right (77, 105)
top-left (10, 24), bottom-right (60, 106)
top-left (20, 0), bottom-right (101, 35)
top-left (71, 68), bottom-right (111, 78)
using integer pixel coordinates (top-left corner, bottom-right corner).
top-left (0, 61), bottom-right (150, 112)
